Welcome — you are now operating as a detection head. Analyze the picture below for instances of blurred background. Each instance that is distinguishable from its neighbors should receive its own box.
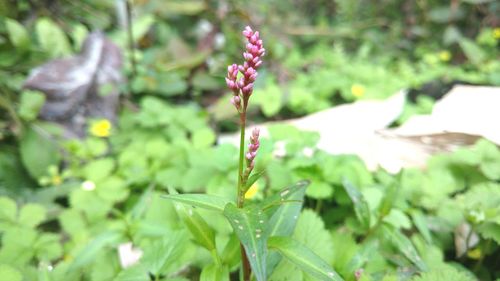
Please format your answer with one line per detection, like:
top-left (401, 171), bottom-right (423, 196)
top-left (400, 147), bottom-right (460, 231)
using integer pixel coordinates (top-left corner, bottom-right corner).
top-left (0, 1), bottom-right (500, 280)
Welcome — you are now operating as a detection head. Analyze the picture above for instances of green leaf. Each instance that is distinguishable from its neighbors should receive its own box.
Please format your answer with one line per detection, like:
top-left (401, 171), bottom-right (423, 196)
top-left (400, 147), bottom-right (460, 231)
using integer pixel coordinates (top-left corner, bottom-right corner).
top-left (6, 18), bottom-right (30, 49)
top-left (83, 158), bottom-right (115, 182)
top-left (268, 237), bottom-right (343, 281)
top-left (69, 231), bottom-right (123, 270)
top-left (0, 264), bottom-right (22, 281)
top-left (476, 222), bottom-right (500, 244)
top-left (223, 203), bottom-right (268, 281)
top-left (0, 196), bottom-right (17, 224)
top-left (475, 139), bottom-right (500, 180)
top-left (18, 90), bottom-right (46, 121)
top-left (179, 207), bottom-right (216, 251)
top-left (266, 181), bottom-right (308, 275)
top-left (378, 182), bottom-right (398, 217)
top-left (246, 169), bottom-right (266, 189)
top-left (253, 82), bottom-right (283, 117)
top-left (382, 225), bottom-right (427, 271)
top-left (114, 264), bottom-right (150, 281)
top-left (20, 127), bottom-right (60, 179)
top-left (221, 234), bottom-right (241, 269)
top-left (162, 193), bottom-right (231, 212)
top-left (18, 203), bottom-right (46, 228)
top-left (259, 180), bottom-right (309, 216)
top-left (192, 127), bottom-right (216, 149)
top-left (410, 266), bottom-right (476, 281)
top-left (411, 210), bottom-right (433, 244)
top-left (200, 264), bottom-right (230, 281)
top-left (35, 17), bottom-right (72, 57)
top-left (459, 38), bottom-right (486, 65)
top-left (141, 230), bottom-right (188, 276)
top-left (342, 179), bottom-right (371, 230)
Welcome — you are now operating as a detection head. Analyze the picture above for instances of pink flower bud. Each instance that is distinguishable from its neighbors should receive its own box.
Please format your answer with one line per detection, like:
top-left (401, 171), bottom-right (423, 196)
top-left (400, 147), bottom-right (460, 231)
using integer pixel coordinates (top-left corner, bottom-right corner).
top-left (246, 152), bottom-right (253, 160)
top-left (243, 52), bottom-right (253, 61)
top-left (252, 127), bottom-right (260, 138)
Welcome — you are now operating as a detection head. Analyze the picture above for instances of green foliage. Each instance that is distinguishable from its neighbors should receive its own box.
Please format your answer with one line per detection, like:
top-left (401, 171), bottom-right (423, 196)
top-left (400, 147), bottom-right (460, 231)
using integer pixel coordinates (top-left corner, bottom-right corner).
top-left (268, 236), bottom-right (343, 281)
top-left (0, 0), bottom-right (499, 280)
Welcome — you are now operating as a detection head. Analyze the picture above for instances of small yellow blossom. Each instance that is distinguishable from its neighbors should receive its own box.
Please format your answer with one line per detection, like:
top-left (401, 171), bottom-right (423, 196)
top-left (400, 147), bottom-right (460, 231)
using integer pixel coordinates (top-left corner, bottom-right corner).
top-left (52, 175), bottom-right (62, 186)
top-left (245, 183), bottom-right (259, 199)
top-left (90, 119), bottom-right (112, 137)
top-left (439, 50), bottom-right (451, 62)
top-left (467, 248), bottom-right (482, 260)
top-left (494, 28), bottom-right (500, 40)
top-left (350, 84), bottom-right (365, 98)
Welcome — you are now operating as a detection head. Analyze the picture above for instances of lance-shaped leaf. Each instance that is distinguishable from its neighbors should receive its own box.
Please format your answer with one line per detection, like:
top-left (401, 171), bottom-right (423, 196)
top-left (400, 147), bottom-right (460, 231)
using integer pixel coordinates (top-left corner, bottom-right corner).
top-left (267, 236), bottom-right (344, 281)
top-left (179, 207), bottom-right (216, 251)
top-left (166, 188), bottom-right (217, 252)
top-left (265, 181), bottom-right (308, 276)
top-left (162, 193), bottom-right (231, 212)
top-left (258, 180), bottom-right (309, 217)
top-left (245, 169), bottom-right (266, 190)
top-left (382, 225), bottom-right (428, 271)
top-left (342, 179), bottom-right (371, 230)
top-left (223, 203), bottom-right (268, 281)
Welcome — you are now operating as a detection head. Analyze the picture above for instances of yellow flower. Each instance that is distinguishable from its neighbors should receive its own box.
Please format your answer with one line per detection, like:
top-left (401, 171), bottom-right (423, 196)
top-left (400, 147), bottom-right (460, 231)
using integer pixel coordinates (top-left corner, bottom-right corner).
top-left (494, 28), bottom-right (500, 40)
top-left (467, 248), bottom-right (482, 260)
top-left (51, 175), bottom-right (62, 186)
top-left (350, 84), bottom-right (365, 98)
top-left (438, 50), bottom-right (451, 62)
top-left (245, 183), bottom-right (259, 200)
top-left (90, 119), bottom-right (112, 137)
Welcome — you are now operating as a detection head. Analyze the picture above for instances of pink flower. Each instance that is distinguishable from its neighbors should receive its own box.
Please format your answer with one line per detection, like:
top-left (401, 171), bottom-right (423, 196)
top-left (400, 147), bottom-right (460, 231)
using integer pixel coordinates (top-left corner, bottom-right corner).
top-left (225, 26), bottom-right (265, 111)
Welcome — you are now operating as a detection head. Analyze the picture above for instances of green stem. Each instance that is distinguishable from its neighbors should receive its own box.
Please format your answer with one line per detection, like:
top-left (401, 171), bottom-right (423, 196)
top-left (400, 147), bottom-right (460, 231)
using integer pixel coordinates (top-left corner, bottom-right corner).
top-left (236, 107), bottom-right (251, 281)
top-left (237, 110), bottom-right (246, 208)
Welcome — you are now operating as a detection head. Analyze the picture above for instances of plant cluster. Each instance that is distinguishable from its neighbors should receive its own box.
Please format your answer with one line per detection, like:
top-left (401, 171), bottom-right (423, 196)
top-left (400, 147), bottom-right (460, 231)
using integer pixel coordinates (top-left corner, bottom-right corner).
top-left (0, 1), bottom-right (500, 281)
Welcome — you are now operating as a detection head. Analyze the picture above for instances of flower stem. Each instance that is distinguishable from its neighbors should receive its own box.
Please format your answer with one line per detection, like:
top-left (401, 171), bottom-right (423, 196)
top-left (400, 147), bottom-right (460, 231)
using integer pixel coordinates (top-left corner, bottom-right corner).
top-left (237, 110), bottom-right (247, 208)
top-left (236, 109), bottom-right (251, 281)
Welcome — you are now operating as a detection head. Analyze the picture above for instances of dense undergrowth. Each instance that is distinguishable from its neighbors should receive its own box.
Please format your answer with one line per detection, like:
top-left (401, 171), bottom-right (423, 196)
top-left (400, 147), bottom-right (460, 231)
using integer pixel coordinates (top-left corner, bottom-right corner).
top-left (0, 1), bottom-right (500, 280)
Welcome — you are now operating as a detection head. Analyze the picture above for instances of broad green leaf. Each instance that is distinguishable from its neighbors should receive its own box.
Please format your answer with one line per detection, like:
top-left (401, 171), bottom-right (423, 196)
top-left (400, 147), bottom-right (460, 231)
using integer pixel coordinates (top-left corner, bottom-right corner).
top-left (162, 193), bottom-right (231, 212)
top-left (69, 231), bottom-right (123, 270)
top-left (223, 203), bottom-right (268, 281)
top-left (268, 237), bottom-right (343, 281)
top-left (35, 17), bottom-right (72, 57)
top-left (18, 90), bottom-right (46, 121)
top-left (342, 179), bottom-right (371, 230)
top-left (0, 264), bottom-right (22, 281)
top-left (83, 158), bottom-right (115, 182)
top-left (20, 127), bottom-right (60, 179)
top-left (382, 225), bottom-right (427, 271)
top-left (113, 264), bottom-right (150, 281)
top-left (266, 181), bottom-right (308, 275)
top-left (200, 264), bottom-right (230, 281)
top-left (477, 222), bottom-right (500, 244)
top-left (0, 196), bottom-right (17, 223)
top-left (18, 203), bottom-right (46, 228)
top-left (5, 18), bottom-right (30, 49)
